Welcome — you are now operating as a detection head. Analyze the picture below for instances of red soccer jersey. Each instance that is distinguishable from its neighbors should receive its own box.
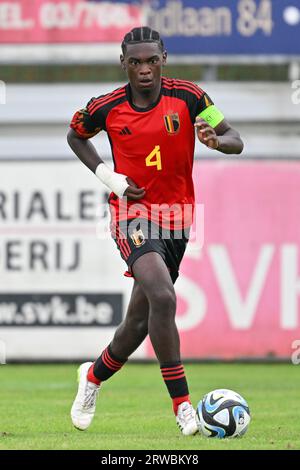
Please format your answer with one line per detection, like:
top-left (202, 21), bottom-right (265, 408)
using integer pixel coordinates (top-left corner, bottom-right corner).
top-left (70, 77), bottom-right (214, 229)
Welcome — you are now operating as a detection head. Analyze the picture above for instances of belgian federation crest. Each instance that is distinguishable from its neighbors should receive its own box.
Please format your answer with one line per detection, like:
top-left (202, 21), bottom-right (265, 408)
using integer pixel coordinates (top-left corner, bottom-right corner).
top-left (130, 228), bottom-right (146, 247)
top-left (164, 112), bottom-right (180, 135)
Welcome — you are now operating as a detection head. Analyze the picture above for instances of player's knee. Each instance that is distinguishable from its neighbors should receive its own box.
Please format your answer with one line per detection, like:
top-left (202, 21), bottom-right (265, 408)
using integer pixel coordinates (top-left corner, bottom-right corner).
top-left (126, 314), bottom-right (148, 336)
top-left (149, 289), bottom-right (176, 314)
top-left (135, 318), bottom-right (148, 337)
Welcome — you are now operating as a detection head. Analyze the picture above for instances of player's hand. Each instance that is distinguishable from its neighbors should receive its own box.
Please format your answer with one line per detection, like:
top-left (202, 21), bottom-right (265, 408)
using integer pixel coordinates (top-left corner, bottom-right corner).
top-left (194, 117), bottom-right (219, 150)
top-left (123, 177), bottom-right (146, 201)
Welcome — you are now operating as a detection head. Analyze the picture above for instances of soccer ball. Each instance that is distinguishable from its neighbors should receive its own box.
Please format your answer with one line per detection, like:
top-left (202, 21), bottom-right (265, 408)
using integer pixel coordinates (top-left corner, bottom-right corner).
top-left (196, 389), bottom-right (251, 438)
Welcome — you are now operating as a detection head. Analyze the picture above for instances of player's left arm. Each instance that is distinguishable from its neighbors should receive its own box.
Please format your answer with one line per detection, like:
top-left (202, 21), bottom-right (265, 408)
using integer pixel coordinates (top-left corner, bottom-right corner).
top-left (195, 116), bottom-right (244, 155)
top-left (193, 91), bottom-right (244, 155)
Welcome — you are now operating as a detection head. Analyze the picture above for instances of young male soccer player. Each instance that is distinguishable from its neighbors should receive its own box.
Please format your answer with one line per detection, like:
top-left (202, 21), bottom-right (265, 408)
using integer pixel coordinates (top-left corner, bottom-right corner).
top-left (67, 27), bottom-right (243, 435)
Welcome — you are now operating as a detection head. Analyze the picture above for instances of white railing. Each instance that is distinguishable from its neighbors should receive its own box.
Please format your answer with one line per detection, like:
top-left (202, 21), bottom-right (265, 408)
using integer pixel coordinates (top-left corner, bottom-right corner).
top-left (1, 82), bottom-right (299, 159)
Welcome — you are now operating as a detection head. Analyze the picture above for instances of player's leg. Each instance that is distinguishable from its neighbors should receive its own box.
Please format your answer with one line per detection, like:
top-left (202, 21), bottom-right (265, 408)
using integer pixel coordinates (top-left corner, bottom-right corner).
top-left (71, 281), bottom-right (149, 430)
top-left (132, 252), bottom-right (179, 363)
top-left (131, 251), bottom-right (198, 436)
top-left (110, 281), bottom-right (149, 358)
top-left (88, 281), bottom-right (149, 383)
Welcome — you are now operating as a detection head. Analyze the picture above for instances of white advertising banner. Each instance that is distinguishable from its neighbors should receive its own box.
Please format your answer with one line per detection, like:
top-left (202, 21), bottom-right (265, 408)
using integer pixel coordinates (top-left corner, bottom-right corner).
top-left (2, 160), bottom-right (298, 361)
top-left (0, 160), bottom-right (143, 360)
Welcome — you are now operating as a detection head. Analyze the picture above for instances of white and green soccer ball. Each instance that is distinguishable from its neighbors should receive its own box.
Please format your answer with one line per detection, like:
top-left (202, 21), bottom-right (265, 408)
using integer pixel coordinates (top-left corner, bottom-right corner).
top-left (196, 389), bottom-right (251, 438)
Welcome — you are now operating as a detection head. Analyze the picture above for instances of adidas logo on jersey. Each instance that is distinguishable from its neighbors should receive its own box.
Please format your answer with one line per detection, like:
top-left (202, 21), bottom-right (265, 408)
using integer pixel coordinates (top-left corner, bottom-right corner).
top-left (119, 127), bottom-right (132, 135)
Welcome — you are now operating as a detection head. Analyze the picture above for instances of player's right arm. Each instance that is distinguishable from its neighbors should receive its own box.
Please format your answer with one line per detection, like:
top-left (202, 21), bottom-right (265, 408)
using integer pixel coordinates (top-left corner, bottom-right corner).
top-left (67, 107), bottom-right (145, 200)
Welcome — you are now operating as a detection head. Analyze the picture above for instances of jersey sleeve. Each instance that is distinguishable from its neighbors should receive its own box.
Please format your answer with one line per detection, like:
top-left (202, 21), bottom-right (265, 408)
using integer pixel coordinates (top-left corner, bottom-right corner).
top-left (70, 96), bottom-right (106, 139)
top-left (189, 84), bottom-right (214, 122)
top-left (194, 87), bottom-right (224, 128)
top-left (196, 92), bottom-right (214, 116)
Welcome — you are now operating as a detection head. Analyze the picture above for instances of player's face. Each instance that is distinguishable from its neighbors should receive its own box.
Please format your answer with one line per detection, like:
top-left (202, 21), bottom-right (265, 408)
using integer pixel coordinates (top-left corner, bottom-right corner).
top-left (121, 42), bottom-right (167, 93)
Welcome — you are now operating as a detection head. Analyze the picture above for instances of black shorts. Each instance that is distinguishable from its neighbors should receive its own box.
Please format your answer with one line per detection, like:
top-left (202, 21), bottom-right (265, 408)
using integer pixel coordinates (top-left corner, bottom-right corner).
top-left (110, 218), bottom-right (190, 283)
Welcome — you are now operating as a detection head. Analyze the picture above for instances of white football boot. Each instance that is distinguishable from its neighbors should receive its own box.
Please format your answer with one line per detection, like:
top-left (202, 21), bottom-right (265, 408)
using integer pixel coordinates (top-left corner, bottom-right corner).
top-left (176, 401), bottom-right (199, 436)
top-left (71, 362), bottom-right (100, 431)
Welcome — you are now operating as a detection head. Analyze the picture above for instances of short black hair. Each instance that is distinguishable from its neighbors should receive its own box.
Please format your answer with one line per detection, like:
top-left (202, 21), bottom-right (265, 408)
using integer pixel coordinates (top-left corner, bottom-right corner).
top-left (121, 26), bottom-right (164, 55)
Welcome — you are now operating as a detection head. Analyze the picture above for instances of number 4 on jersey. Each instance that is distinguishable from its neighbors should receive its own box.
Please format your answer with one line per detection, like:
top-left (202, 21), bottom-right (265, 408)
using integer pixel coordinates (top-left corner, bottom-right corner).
top-left (145, 145), bottom-right (162, 171)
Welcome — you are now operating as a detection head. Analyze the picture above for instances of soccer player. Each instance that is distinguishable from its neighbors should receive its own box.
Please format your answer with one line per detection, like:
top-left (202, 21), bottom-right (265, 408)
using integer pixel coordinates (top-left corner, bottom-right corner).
top-left (67, 27), bottom-right (243, 435)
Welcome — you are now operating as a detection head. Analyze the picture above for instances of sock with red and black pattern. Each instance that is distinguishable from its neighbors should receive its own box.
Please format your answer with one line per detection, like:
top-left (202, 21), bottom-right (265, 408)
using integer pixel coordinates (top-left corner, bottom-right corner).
top-left (87, 344), bottom-right (127, 386)
top-left (160, 362), bottom-right (191, 415)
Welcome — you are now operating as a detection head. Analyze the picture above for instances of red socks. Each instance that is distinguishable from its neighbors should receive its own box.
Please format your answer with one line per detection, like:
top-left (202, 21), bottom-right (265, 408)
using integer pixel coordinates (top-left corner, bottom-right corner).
top-left (87, 364), bottom-right (101, 386)
top-left (87, 345), bottom-right (127, 386)
top-left (160, 362), bottom-right (191, 415)
top-left (172, 395), bottom-right (191, 415)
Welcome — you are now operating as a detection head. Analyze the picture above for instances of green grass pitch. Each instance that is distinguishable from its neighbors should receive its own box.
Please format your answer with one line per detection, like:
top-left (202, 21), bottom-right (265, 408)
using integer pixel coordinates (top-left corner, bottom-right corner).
top-left (0, 363), bottom-right (299, 450)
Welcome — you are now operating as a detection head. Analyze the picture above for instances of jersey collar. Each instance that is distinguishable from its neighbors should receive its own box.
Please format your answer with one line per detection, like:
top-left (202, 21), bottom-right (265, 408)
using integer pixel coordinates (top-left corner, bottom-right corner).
top-left (126, 82), bottom-right (162, 112)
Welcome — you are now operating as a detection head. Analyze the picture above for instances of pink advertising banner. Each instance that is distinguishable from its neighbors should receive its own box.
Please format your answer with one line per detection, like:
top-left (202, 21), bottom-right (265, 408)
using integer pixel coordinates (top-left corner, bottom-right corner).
top-left (147, 161), bottom-right (300, 359)
top-left (0, 0), bottom-right (143, 43)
